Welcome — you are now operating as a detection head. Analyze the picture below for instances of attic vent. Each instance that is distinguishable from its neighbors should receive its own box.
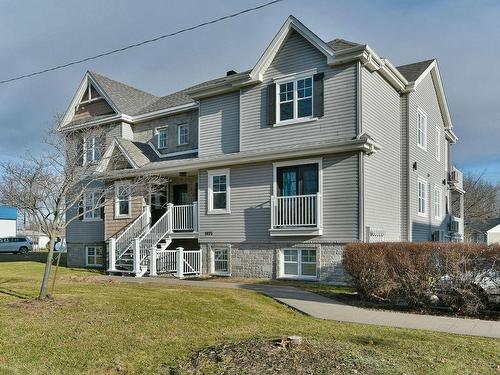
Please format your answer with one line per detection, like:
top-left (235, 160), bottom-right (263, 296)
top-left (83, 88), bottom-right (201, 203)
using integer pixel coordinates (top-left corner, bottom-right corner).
top-left (226, 70), bottom-right (237, 76)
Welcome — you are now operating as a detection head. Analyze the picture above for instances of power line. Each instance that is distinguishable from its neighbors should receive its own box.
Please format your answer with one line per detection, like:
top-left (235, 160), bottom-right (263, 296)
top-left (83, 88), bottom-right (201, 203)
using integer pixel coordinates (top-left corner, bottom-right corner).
top-left (0, 0), bottom-right (284, 85)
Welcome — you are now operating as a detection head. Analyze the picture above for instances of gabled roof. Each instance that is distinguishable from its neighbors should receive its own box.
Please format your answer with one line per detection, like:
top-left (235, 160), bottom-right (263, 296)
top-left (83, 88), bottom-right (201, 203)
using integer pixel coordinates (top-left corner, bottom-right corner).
top-left (89, 72), bottom-right (158, 115)
top-left (327, 38), bottom-right (360, 51)
top-left (397, 59), bottom-right (435, 82)
top-left (249, 15), bottom-right (336, 81)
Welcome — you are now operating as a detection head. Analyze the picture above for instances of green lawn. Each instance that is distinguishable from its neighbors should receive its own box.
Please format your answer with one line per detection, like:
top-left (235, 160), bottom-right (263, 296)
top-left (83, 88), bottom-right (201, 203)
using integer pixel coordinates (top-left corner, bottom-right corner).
top-left (0, 253), bottom-right (498, 374)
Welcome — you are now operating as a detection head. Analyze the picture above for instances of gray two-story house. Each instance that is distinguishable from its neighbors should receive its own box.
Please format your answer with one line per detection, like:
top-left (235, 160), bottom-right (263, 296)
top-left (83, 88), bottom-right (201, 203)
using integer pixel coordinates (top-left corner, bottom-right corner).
top-left (60, 16), bottom-right (464, 282)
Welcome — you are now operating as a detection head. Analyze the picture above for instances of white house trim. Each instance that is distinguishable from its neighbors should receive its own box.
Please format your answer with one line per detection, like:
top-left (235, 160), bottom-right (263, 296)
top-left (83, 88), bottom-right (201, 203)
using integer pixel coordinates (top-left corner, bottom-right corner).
top-left (60, 72), bottom-right (120, 129)
top-left (114, 180), bottom-right (132, 219)
top-left (147, 143), bottom-right (198, 159)
top-left (104, 137), bottom-right (381, 178)
top-left (96, 138), bottom-right (138, 172)
top-left (207, 168), bottom-right (231, 215)
top-left (250, 15), bottom-right (335, 81)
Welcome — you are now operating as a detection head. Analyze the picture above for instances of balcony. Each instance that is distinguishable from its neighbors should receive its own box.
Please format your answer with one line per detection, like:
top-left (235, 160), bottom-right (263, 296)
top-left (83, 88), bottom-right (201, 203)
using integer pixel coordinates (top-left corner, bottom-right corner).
top-left (448, 166), bottom-right (464, 192)
top-left (449, 216), bottom-right (464, 241)
top-left (270, 193), bottom-right (323, 236)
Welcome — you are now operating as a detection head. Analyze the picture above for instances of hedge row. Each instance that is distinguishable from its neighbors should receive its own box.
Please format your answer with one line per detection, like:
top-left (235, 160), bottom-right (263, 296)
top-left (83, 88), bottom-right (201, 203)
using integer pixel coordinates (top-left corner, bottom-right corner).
top-left (342, 242), bottom-right (500, 315)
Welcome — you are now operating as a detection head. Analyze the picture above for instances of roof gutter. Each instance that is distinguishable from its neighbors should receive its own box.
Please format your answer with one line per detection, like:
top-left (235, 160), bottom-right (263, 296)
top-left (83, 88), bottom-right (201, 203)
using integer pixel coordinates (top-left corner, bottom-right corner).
top-left (59, 102), bottom-right (199, 132)
top-left (102, 137), bottom-right (381, 179)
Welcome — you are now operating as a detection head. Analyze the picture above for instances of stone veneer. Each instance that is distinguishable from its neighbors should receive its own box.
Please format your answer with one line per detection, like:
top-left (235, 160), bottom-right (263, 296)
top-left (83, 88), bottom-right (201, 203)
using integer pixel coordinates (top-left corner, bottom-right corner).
top-left (200, 242), bottom-right (348, 284)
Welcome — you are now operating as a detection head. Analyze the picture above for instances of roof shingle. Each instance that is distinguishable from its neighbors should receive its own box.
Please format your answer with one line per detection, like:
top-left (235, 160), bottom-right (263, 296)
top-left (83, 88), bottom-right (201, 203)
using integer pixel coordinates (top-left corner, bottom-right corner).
top-left (396, 59), bottom-right (435, 82)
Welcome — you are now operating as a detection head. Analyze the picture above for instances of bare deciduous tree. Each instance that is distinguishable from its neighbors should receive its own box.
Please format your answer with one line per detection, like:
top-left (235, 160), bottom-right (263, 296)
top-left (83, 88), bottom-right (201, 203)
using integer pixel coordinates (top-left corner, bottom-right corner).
top-left (461, 171), bottom-right (499, 239)
top-left (0, 115), bottom-right (164, 299)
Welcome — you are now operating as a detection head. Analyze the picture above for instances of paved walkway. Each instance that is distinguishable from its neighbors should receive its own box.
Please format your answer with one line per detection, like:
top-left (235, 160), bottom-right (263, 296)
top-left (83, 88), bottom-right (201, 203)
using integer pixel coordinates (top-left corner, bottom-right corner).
top-left (101, 276), bottom-right (500, 339)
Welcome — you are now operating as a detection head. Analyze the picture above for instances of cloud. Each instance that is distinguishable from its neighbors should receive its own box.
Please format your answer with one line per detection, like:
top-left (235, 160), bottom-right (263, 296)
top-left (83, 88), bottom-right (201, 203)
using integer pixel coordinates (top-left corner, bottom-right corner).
top-left (0, 0), bottom-right (498, 181)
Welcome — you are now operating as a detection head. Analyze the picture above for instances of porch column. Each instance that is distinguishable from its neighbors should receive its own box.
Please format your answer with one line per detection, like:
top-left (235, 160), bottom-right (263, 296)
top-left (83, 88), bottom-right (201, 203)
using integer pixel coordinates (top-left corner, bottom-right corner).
top-left (192, 201), bottom-right (198, 232)
top-left (167, 203), bottom-right (174, 233)
top-left (133, 238), bottom-right (141, 276)
top-left (108, 238), bottom-right (116, 272)
top-left (150, 246), bottom-right (157, 277)
top-left (176, 247), bottom-right (184, 279)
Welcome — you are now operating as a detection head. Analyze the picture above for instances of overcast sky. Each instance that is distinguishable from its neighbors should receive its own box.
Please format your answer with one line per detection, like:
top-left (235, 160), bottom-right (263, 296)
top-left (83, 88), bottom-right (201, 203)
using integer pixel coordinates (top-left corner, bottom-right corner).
top-left (0, 0), bottom-right (498, 182)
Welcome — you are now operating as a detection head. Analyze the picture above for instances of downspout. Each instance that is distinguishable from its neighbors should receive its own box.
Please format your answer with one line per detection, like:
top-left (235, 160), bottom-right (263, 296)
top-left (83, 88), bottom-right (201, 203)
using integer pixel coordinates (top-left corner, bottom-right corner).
top-left (405, 94), bottom-right (411, 241)
top-left (357, 61), bottom-right (365, 242)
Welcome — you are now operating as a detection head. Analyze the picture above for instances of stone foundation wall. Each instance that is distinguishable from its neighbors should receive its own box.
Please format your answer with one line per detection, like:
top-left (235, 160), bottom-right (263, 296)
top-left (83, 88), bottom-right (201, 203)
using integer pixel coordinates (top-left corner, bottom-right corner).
top-left (200, 242), bottom-right (347, 284)
top-left (67, 242), bottom-right (106, 268)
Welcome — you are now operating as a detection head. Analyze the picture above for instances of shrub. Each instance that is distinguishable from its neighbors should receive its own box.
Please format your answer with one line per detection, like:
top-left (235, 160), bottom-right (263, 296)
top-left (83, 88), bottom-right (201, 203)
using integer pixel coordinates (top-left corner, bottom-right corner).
top-left (343, 242), bottom-right (500, 315)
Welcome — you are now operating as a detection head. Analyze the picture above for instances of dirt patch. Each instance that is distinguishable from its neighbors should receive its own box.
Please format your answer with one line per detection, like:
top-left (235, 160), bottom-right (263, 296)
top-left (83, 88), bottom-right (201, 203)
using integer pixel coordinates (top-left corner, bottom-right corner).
top-left (59, 275), bottom-right (115, 284)
top-left (7, 296), bottom-right (81, 314)
top-left (171, 337), bottom-right (373, 375)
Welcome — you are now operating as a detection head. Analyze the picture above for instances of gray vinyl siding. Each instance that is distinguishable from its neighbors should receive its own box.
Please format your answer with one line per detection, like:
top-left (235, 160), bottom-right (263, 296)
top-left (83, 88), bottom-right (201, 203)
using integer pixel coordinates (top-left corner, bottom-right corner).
top-left (198, 92), bottom-right (240, 156)
top-left (132, 110), bottom-right (198, 155)
top-left (408, 73), bottom-right (449, 241)
top-left (361, 67), bottom-right (402, 241)
top-left (66, 208), bottom-right (105, 244)
top-left (198, 153), bottom-right (359, 243)
top-left (105, 123), bottom-right (121, 148)
top-left (239, 31), bottom-right (357, 152)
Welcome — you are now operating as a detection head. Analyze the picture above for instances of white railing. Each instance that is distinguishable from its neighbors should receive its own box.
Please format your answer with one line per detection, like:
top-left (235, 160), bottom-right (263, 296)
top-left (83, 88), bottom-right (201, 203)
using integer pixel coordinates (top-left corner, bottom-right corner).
top-left (155, 250), bottom-right (177, 274)
top-left (271, 193), bottom-right (321, 228)
top-left (108, 205), bottom-right (150, 271)
top-left (149, 247), bottom-right (202, 278)
top-left (172, 202), bottom-right (198, 231)
top-left (135, 205), bottom-right (173, 270)
top-left (183, 250), bottom-right (202, 275)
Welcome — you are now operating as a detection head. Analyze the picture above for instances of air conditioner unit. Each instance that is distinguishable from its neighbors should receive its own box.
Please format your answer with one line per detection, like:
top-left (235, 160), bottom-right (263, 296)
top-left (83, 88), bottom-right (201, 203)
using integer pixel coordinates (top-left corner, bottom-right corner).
top-left (432, 230), bottom-right (445, 242)
top-left (449, 219), bottom-right (460, 233)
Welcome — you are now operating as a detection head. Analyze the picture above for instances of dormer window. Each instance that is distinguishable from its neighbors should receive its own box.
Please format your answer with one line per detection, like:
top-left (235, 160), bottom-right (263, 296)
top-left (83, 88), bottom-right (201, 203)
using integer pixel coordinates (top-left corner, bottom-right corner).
top-left (157, 127), bottom-right (168, 149)
top-left (277, 77), bottom-right (313, 123)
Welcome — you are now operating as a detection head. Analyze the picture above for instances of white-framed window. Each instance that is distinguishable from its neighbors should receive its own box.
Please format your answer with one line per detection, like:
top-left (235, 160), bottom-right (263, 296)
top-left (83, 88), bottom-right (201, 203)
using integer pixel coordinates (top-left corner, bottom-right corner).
top-left (85, 246), bottom-right (103, 267)
top-left (83, 190), bottom-right (102, 221)
top-left (417, 108), bottom-right (427, 151)
top-left (276, 73), bottom-right (314, 124)
top-left (157, 127), bottom-right (168, 149)
top-left (177, 124), bottom-right (189, 145)
top-left (207, 169), bottom-right (230, 214)
top-left (281, 249), bottom-right (317, 279)
top-left (435, 126), bottom-right (441, 161)
top-left (433, 186), bottom-right (442, 220)
top-left (114, 181), bottom-right (131, 218)
top-left (83, 136), bottom-right (101, 164)
top-left (418, 177), bottom-right (428, 217)
top-left (210, 246), bottom-right (230, 275)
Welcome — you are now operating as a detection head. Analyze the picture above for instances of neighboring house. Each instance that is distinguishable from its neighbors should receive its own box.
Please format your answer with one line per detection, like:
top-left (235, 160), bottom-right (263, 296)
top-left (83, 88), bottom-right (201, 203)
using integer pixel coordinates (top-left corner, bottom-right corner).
top-left (17, 229), bottom-right (50, 250)
top-left (487, 223), bottom-right (500, 245)
top-left (0, 206), bottom-right (17, 238)
top-left (466, 218), bottom-right (500, 244)
top-left (59, 16), bottom-right (464, 281)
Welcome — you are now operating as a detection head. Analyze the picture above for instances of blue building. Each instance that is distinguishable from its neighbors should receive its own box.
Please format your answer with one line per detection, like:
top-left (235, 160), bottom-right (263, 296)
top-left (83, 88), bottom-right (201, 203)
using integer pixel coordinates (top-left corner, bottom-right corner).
top-left (0, 206), bottom-right (17, 237)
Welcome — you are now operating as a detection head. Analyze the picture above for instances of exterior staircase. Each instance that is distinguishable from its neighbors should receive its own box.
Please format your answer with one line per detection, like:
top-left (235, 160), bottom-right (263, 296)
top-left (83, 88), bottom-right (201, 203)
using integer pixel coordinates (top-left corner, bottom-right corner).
top-left (108, 203), bottom-right (200, 278)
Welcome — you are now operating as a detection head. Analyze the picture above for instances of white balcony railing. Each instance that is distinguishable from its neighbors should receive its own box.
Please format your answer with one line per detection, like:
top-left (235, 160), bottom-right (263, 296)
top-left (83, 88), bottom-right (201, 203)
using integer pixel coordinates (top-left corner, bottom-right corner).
top-left (172, 203), bottom-right (198, 232)
top-left (271, 193), bottom-right (322, 229)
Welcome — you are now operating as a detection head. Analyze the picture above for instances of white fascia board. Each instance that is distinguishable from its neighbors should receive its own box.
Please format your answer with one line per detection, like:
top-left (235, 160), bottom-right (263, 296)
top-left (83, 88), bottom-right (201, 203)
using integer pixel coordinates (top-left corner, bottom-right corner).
top-left (59, 72), bottom-right (121, 130)
top-left (59, 103), bottom-right (199, 132)
top-left (404, 60), bottom-right (455, 136)
top-left (59, 73), bottom-right (92, 130)
top-left (331, 45), bottom-right (408, 92)
top-left (95, 138), bottom-right (138, 172)
top-left (103, 138), bottom-right (379, 179)
top-left (249, 15), bottom-right (335, 82)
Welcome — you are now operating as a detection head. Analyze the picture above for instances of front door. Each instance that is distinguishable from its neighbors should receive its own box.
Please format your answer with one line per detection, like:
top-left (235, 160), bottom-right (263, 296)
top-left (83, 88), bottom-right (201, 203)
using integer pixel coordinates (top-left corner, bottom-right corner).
top-left (151, 187), bottom-right (167, 224)
top-left (173, 184), bottom-right (189, 205)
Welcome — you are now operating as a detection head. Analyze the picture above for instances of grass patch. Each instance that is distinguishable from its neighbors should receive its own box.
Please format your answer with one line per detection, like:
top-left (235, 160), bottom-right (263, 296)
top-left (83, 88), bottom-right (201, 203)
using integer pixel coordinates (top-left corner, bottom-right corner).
top-left (0, 254), bottom-right (499, 374)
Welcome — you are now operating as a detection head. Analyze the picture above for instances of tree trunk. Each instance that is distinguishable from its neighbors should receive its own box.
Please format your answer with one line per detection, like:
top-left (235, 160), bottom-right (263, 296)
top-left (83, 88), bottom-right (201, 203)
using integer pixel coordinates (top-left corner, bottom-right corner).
top-left (38, 237), bottom-right (56, 299)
